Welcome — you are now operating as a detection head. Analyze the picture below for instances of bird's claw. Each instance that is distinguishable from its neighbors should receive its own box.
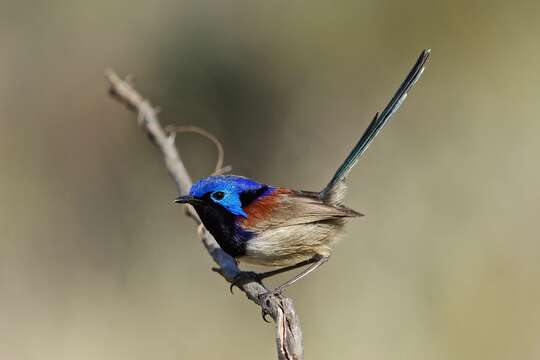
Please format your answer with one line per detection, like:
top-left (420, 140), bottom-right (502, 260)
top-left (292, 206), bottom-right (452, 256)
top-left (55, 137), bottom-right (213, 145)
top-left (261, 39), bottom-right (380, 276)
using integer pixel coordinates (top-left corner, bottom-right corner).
top-left (258, 289), bottom-right (283, 323)
top-left (229, 271), bottom-right (260, 294)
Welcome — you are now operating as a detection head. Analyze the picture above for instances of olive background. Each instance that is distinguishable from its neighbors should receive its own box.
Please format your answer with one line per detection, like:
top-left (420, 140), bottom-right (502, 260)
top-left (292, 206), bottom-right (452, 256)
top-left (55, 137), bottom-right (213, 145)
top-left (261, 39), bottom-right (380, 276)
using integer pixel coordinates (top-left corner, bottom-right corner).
top-left (1, 1), bottom-right (540, 359)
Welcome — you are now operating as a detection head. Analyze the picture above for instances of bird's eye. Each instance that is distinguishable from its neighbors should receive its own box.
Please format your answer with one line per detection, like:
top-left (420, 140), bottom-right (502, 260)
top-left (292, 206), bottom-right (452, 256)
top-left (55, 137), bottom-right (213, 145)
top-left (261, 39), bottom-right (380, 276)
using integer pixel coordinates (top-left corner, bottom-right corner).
top-left (211, 191), bottom-right (225, 201)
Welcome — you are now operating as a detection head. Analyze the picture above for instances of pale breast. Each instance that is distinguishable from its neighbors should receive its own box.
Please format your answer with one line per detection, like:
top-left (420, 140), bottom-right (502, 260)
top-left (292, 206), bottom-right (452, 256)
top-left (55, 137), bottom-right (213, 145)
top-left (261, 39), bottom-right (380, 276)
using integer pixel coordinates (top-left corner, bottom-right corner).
top-left (240, 219), bottom-right (346, 267)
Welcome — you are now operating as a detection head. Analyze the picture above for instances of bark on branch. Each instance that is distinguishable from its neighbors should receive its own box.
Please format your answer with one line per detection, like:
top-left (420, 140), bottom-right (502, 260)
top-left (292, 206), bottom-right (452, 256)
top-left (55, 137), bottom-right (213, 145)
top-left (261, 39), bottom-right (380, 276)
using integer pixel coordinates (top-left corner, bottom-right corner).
top-left (105, 70), bottom-right (303, 360)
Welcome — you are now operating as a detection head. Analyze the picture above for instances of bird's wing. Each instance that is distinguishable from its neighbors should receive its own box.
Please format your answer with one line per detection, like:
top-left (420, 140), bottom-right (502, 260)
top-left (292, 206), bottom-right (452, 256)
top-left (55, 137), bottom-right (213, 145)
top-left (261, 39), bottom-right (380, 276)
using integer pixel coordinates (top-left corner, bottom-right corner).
top-left (239, 189), bottom-right (362, 230)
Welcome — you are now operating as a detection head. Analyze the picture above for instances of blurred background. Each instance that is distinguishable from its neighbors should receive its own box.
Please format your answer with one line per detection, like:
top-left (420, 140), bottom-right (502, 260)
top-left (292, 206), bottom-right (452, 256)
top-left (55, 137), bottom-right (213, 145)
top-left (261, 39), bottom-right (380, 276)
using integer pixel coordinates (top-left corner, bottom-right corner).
top-left (1, 0), bottom-right (540, 359)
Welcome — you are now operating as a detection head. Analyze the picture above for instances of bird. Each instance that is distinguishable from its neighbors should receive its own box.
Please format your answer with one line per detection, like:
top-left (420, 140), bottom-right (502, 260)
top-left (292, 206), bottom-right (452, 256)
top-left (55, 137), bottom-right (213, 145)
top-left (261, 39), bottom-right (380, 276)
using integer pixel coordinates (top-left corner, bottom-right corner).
top-left (175, 49), bottom-right (430, 311)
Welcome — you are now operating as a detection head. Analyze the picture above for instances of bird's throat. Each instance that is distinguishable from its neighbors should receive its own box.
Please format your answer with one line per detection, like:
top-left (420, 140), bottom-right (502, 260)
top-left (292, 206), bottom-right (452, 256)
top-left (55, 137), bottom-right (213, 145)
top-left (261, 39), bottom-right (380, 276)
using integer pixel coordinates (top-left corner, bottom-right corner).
top-left (193, 203), bottom-right (249, 258)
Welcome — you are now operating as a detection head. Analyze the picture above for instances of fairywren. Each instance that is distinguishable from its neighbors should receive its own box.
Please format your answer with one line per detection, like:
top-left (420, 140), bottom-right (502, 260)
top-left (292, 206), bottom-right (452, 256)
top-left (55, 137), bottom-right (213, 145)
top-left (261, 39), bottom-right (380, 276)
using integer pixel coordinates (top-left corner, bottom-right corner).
top-left (175, 50), bottom-right (430, 300)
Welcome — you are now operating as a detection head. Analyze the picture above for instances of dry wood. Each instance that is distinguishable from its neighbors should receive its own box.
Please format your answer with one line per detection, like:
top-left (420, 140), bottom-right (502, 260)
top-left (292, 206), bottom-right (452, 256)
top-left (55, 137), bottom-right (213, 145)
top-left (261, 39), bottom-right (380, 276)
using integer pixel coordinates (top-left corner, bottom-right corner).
top-left (105, 70), bottom-right (303, 360)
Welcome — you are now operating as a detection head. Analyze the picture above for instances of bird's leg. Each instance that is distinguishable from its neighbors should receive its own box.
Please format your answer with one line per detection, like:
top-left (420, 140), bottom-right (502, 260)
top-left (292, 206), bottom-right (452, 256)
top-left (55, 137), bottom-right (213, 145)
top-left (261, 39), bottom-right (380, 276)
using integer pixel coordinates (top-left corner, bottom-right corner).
top-left (256, 258), bottom-right (319, 280)
top-left (259, 255), bottom-right (330, 321)
top-left (272, 255), bottom-right (329, 294)
top-left (228, 271), bottom-right (261, 294)
top-left (228, 258), bottom-right (318, 294)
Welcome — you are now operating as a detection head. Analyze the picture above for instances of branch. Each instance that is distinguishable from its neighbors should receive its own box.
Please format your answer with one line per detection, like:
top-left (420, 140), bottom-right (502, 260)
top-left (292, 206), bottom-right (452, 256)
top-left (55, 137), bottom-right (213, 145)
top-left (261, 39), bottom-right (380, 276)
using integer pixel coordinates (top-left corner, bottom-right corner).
top-left (105, 70), bottom-right (303, 360)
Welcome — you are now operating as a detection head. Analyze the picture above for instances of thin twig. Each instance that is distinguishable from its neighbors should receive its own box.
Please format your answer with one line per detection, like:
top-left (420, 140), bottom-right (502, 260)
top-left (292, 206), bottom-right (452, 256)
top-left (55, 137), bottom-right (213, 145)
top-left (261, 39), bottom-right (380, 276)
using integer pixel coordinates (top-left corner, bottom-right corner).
top-left (105, 69), bottom-right (303, 360)
top-left (164, 124), bottom-right (231, 175)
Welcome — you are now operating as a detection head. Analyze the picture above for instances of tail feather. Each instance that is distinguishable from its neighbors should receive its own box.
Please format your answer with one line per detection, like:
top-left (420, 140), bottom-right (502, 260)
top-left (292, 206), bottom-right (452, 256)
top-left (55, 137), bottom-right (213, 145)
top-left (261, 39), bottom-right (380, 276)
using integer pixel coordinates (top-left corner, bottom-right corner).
top-left (321, 49), bottom-right (431, 202)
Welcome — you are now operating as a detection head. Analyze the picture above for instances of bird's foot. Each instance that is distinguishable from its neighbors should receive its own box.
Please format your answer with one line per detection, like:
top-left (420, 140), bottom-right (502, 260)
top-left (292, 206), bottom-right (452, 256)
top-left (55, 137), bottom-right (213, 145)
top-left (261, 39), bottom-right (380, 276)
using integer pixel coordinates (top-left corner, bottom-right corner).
top-left (229, 271), bottom-right (261, 294)
top-left (258, 288), bottom-right (284, 323)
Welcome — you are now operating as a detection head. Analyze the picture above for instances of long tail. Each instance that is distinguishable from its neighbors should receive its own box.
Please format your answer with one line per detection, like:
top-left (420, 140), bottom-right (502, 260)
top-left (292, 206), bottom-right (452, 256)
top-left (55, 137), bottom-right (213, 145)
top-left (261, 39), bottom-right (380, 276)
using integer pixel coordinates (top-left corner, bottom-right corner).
top-left (321, 49), bottom-right (431, 201)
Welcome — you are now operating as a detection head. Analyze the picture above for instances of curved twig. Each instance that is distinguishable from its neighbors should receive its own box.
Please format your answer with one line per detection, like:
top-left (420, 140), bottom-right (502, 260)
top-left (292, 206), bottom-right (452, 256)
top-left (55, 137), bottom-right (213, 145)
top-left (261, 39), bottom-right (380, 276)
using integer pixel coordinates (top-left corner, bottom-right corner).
top-left (105, 69), bottom-right (303, 360)
top-left (164, 125), bottom-right (231, 175)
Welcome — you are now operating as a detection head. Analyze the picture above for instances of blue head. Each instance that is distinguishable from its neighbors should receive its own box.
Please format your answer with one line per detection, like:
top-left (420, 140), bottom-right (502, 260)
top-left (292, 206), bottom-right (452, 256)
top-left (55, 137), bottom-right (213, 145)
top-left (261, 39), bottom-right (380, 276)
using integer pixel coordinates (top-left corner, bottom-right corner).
top-left (174, 175), bottom-right (274, 257)
top-left (175, 175), bottom-right (272, 218)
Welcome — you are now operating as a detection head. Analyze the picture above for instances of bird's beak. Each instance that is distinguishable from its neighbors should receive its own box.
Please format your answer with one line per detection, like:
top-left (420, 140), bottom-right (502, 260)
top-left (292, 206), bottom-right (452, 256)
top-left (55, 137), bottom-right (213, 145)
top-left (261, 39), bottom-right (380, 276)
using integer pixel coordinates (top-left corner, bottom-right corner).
top-left (174, 195), bottom-right (203, 205)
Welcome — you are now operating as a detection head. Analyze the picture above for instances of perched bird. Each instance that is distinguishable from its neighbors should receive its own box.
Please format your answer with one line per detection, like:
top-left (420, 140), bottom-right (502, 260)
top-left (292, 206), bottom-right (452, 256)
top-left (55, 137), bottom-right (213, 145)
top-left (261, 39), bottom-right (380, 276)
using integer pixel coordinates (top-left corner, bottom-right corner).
top-left (175, 49), bottom-right (430, 305)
